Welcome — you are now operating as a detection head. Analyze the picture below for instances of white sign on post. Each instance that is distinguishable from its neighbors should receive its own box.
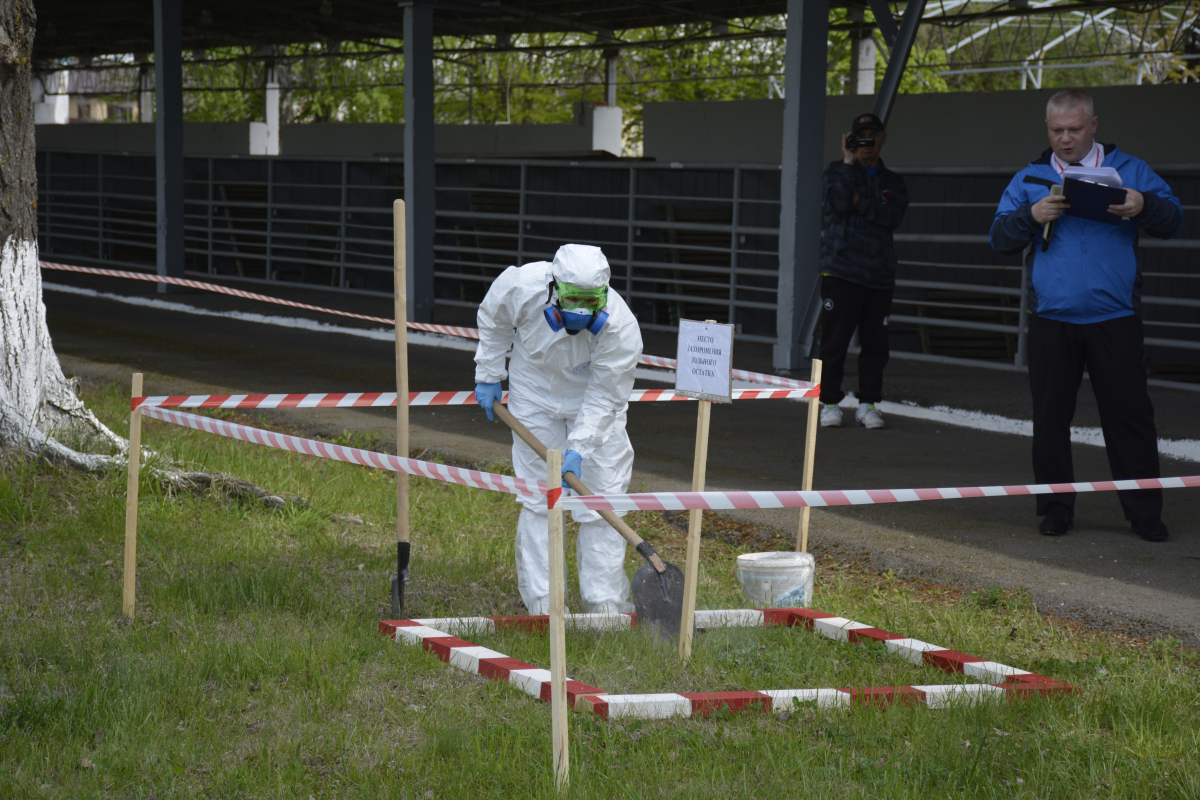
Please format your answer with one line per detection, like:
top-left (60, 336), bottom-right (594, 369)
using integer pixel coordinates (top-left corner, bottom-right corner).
top-left (675, 319), bottom-right (735, 403)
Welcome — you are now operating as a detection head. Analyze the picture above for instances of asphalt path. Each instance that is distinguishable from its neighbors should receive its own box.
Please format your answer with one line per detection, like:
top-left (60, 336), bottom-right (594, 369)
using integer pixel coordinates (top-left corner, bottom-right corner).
top-left (43, 273), bottom-right (1200, 643)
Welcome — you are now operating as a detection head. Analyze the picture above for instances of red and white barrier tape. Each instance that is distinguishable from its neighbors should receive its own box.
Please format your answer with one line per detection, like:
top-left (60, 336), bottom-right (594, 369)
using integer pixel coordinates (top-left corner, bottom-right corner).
top-left (138, 403), bottom-right (1196, 516)
top-left (133, 391), bottom-right (456, 410)
top-left (138, 406), bottom-right (546, 498)
top-left (561, 475), bottom-right (1200, 512)
top-left (42, 260), bottom-right (403, 327)
top-left (40, 261), bottom-right (478, 338)
top-left (131, 386), bottom-right (817, 410)
top-left (631, 387), bottom-right (818, 401)
top-left (42, 261), bottom-right (814, 391)
top-left (379, 607), bottom-right (1074, 719)
top-left (637, 353), bottom-right (811, 390)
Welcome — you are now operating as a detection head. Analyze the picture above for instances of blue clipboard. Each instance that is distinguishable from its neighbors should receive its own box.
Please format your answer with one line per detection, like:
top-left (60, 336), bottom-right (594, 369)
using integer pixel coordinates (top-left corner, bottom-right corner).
top-left (1063, 177), bottom-right (1127, 225)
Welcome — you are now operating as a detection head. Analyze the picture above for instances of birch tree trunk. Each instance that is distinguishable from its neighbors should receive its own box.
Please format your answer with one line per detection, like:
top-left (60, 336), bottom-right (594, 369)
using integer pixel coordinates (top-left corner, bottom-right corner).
top-left (1, 0), bottom-right (124, 463)
top-left (1, 3), bottom-right (315, 507)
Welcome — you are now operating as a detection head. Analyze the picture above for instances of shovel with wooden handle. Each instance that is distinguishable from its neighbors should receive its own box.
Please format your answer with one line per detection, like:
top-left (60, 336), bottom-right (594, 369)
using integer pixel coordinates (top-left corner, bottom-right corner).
top-left (493, 403), bottom-right (687, 640)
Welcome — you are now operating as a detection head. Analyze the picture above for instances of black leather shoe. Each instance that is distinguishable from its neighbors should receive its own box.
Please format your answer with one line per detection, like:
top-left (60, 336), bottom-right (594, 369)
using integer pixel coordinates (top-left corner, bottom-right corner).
top-left (1038, 509), bottom-right (1074, 536)
top-left (1131, 519), bottom-right (1169, 542)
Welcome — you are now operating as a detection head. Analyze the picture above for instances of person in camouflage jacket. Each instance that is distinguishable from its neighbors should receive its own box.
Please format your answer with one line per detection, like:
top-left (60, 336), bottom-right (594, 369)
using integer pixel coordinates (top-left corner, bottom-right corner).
top-left (816, 112), bottom-right (909, 430)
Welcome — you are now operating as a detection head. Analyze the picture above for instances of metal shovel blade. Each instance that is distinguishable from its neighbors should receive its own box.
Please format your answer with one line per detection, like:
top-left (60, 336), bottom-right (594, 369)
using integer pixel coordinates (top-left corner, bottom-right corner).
top-left (632, 560), bottom-right (688, 642)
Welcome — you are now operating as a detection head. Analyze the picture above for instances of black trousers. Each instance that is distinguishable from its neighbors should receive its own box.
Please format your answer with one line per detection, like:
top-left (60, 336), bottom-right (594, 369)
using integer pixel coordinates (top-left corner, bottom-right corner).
top-left (817, 276), bottom-right (893, 406)
top-left (1028, 313), bottom-right (1162, 521)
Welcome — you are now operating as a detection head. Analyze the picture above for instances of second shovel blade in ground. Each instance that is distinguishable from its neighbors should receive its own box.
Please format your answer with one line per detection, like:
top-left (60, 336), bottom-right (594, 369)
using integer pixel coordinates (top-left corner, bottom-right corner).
top-left (632, 561), bottom-right (691, 641)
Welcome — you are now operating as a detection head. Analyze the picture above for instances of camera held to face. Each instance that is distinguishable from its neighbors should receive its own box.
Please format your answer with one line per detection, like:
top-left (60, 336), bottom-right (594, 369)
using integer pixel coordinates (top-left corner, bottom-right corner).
top-left (846, 137), bottom-right (875, 150)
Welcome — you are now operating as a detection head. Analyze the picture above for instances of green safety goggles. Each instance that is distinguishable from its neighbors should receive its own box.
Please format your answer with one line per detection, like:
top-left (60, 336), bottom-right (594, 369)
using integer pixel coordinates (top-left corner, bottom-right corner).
top-left (556, 281), bottom-right (608, 312)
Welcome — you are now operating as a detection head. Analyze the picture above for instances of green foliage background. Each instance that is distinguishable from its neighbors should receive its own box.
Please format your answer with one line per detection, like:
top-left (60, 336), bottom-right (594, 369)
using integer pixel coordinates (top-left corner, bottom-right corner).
top-left (173, 12), bottom-right (1189, 155)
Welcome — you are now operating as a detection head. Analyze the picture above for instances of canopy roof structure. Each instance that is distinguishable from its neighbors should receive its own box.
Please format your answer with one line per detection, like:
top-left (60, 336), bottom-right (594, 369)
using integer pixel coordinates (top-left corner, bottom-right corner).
top-left (35, 0), bottom-right (1196, 89)
top-left (33, 0), bottom-right (791, 61)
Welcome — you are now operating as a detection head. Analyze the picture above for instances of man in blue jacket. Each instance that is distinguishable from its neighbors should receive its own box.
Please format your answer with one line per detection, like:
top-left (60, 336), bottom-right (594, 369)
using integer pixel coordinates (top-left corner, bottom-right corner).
top-left (990, 88), bottom-right (1182, 541)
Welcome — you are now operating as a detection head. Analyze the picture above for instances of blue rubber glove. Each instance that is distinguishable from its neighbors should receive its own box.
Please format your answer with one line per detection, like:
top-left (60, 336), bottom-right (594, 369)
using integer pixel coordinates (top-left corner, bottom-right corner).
top-left (474, 382), bottom-right (502, 421)
top-left (561, 450), bottom-right (582, 489)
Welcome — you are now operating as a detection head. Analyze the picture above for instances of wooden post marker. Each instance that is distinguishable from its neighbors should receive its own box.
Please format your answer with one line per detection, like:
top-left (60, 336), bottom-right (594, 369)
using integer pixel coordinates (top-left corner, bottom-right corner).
top-left (674, 319), bottom-right (733, 659)
top-left (123, 372), bottom-right (144, 619)
top-left (798, 358), bottom-right (823, 553)
top-left (393, 199), bottom-right (412, 616)
top-left (546, 449), bottom-right (569, 792)
top-left (679, 397), bottom-right (710, 660)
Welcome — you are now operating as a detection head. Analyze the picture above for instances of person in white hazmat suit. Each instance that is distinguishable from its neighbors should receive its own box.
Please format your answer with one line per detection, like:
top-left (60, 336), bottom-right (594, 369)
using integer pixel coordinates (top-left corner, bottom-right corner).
top-left (473, 244), bottom-right (643, 615)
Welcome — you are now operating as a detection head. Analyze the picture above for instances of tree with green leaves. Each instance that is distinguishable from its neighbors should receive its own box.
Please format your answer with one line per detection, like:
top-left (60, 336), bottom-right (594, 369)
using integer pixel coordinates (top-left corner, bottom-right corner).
top-left (178, 17), bottom-right (960, 155)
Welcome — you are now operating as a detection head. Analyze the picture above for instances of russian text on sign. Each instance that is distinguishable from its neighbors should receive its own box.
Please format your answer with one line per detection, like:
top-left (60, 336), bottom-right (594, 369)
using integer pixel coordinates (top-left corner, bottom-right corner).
top-left (675, 319), bottom-right (734, 403)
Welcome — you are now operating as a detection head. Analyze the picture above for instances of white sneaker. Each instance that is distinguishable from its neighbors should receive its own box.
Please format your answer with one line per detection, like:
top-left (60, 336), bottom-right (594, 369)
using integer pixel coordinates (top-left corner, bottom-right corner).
top-left (819, 404), bottom-right (843, 428)
top-left (855, 404), bottom-right (885, 429)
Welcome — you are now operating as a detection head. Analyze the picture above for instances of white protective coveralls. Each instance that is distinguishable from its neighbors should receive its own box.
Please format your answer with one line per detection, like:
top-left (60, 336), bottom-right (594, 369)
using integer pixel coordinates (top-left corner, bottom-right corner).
top-left (474, 244), bottom-right (643, 615)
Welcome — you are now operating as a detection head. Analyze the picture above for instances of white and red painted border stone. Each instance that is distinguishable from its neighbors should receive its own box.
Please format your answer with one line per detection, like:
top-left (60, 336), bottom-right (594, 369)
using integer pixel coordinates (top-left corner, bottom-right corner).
top-left (379, 607), bottom-right (1076, 720)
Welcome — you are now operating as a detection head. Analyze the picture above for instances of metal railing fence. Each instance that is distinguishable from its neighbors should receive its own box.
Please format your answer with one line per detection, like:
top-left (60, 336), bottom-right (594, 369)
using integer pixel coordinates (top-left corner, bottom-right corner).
top-left (35, 151), bottom-right (1200, 375)
top-left (36, 152), bottom-right (786, 342)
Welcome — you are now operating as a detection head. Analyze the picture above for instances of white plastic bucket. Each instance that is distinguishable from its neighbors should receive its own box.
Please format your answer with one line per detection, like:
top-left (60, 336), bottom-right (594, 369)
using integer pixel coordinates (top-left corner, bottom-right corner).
top-left (735, 552), bottom-right (815, 608)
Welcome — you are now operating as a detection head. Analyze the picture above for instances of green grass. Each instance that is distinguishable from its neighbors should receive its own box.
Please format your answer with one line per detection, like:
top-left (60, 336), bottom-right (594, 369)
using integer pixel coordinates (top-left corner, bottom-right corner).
top-left (1, 380), bottom-right (1198, 798)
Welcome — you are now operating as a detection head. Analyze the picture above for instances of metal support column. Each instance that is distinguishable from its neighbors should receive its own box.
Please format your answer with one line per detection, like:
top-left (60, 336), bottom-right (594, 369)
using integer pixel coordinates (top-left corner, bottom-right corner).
top-left (730, 165), bottom-right (742, 329)
top-left (866, 0), bottom-right (898, 50)
top-left (603, 49), bottom-right (618, 107)
top-left (339, 160), bottom-right (348, 288)
top-left (1015, 246), bottom-right (1031, 368)
top-left (404, 1), bottom-right (436, 322)
top-left (154, 0), bottom-right (184, 293)
top-left (206, 157), bottom-right (213, 274)
top-left (517, 163), bottom-right (527, 267)
top-left (97, 154), bottom-right (104, 259)
top-left (774, 0), bottom-right (830, 374)
top-left (871, 0), bottom-right (926, 127)
top-left (625, 165), bottom-right (636, 298)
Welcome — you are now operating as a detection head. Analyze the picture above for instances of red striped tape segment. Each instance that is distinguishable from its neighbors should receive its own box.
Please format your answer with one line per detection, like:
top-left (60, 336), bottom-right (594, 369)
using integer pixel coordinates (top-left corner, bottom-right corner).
top-left (637, 352), bottom-right (812, 390)
top-left (138, 405), bottom-right (546, 497)
top-left (561, 475), bottom-right (1200, 512)
top-left (43, 260), bottom-right (401, 327)
top-left (137, 403), bottom-right (1196, 515)
top-left (42, 261), bottom-right (814, 392)
top-left (131, 386), bottom-right (817, 410)
top-left (379, 607), bottom-right (1075, 720)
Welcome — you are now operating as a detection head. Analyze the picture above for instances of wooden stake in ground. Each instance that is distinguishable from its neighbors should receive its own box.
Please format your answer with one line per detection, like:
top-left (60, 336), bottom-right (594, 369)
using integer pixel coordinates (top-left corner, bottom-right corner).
top-left (123, 372), bottom-right (144, 619)
top-left (678, 397), bottom-right (711, 661)
top-left (674, 318), bottom-right (732, 654)
top-left (798, 358), bottom-right (823, 553)
top-left (392, 200), bottom-right (412, 616)
top-left (546, 449), bottom-right (569, 792)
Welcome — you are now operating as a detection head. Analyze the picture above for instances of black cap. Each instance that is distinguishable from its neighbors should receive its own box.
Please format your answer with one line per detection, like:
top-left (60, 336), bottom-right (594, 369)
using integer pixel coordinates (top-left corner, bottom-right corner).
top-left (851, 112), bottom-right (885, 134)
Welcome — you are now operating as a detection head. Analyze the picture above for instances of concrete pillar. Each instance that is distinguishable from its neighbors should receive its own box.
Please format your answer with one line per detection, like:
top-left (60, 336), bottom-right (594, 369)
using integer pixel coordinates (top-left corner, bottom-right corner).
top-left (154, 0), bottom-right (185, 292)
top-left (32, 71), bottom-right (70, 124)
top-left (848, 9), bottom-right (877, 95)
top-left (404, 1), bottom-right (436, 322)
top-left (774, 0), bottom-right (830, 374)
top-left (265, 67), bottom-right (282, 155)
top-left (138, 62), bottom-right (154, 122)
top-left (855, 38), bottom-right (877, 95)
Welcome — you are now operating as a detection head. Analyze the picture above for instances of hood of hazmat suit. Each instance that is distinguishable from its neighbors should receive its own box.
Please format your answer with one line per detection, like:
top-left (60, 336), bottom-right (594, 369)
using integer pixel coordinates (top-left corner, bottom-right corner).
top-left (474, 244), bottom-right (641, 460)
top-left (552, 243), bottom-right (610, 289)
top-left (474, 244), bottom-right (643, 615)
